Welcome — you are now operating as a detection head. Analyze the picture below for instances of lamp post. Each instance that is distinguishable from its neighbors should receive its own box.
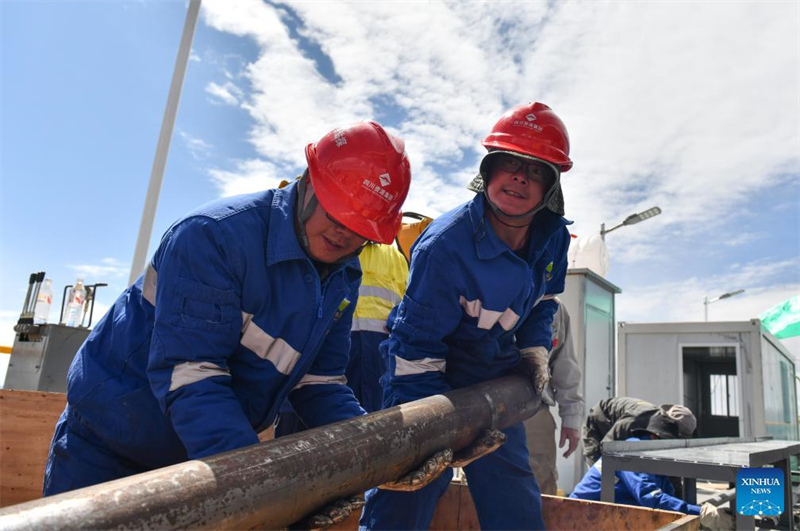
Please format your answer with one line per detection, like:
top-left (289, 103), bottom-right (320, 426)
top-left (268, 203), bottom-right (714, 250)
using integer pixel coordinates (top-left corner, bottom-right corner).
top-left (704, 289), bottom-right (745, 322)
top-left (600, 206), bottom-right (662, 241)
top-left (129, 0), bottom-right (202, 284)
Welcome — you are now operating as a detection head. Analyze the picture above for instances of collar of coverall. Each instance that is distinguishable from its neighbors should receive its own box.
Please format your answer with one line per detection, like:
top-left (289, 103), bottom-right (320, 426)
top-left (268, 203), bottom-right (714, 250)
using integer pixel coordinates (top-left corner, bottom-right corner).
top-left (468, 194), bottom-right (570, 262)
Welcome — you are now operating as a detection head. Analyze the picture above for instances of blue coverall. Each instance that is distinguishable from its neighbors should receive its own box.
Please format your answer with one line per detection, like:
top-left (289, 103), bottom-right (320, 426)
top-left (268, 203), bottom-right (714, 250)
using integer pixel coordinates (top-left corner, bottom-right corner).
top-left (276, 243), bottom-right (407, 436)
top-left (360, 193), bottom-right (571, 530)
top-left (43, 182), bottom-right (365, 495)
top-left (570, 437), bottom-right (702, 515)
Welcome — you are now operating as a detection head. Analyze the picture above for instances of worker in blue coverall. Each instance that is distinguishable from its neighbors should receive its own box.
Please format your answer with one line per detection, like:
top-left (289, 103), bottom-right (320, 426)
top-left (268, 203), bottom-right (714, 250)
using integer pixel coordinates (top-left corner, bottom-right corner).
top-left (360, 102), bottom-right (575, 531)
top-left (276, 242), bottom-right (409, 436)
top-left (42, 121), bottom-right (412, 500)
top-left (570, 415), bottom-right (735, 530)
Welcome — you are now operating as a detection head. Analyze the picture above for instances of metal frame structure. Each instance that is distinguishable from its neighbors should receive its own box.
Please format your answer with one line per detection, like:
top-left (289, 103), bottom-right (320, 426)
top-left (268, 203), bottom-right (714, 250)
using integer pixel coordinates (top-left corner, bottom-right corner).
top-left (600, 437), bottom-right (800, 531)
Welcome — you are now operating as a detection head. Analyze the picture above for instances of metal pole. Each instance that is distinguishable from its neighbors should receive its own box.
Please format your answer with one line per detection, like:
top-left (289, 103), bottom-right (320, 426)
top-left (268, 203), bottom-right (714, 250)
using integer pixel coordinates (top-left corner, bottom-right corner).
top-left (0, 375), bottom-right (541, 531)
top-left (704, 296), bottom-right (709, 322)
top-left (128, 0), bottom-right (202, 285)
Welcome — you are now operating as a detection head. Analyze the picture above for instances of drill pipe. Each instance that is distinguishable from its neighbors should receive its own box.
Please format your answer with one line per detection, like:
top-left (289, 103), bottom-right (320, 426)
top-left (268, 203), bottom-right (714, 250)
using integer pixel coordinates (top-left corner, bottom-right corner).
top-left (0, 374), bottom-right (541, 530)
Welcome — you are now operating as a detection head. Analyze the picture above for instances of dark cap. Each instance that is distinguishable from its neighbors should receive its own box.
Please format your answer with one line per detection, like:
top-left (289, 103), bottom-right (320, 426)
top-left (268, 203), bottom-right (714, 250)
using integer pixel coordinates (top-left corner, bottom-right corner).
top-left (634, 413), bottom-right (680, 440)
top-left (659, 404), bottom-right (697, 437)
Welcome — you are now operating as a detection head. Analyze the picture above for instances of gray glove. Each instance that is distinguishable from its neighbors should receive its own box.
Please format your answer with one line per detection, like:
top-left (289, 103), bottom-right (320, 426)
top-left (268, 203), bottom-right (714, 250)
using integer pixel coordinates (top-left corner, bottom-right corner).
top-left (379, 449), bottom-right (453, 492)
top-left (451, 429), bottom-right (507, 468)
top-left (379, 429), bottom-right (508, 492)
top-left (518, 346), bottom-right (554, 406)
top-left (295, 495), bottom-right (365, 530)
top-left (699, 503), bottom-right (735, 531)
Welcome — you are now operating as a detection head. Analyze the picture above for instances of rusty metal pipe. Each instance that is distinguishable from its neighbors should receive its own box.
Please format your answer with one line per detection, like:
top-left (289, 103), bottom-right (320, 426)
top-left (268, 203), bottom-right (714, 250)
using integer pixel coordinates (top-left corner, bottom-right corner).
top-left (0, 374), bottom-right (541, 530)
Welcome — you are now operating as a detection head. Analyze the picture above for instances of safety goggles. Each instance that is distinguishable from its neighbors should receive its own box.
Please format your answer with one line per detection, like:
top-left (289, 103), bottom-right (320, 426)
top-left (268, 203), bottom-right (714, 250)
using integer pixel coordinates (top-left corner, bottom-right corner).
top-left (325, 211), bottom-right (371, 245)
top-left (494, 154), bottom-right (554, 184)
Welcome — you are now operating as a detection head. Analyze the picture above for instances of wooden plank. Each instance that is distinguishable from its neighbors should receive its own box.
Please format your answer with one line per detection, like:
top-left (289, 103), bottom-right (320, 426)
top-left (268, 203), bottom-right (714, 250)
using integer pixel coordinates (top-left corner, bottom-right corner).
top-left (0, 391), bottom-right (274, 509)
top-left (257, 425), bottom-right (275, 442)
top-left (320, 484), bottom-right (700, 530)
top-left (429, 478), bottom-right (467, 530)
top-left (541, 494), bottom-right (696, 531)
top-left (455, 480), bottom-right (480, 530)
top-left (0, 390), bottom-right (66, 508)
top-left (657, 513), bottom-right (701, 531)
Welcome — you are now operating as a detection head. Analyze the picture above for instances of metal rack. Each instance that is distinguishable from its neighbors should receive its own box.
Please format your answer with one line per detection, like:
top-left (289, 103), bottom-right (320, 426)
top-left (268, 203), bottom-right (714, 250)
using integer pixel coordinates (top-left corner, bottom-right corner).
top-left (601, 437), bottom-right (800, 530)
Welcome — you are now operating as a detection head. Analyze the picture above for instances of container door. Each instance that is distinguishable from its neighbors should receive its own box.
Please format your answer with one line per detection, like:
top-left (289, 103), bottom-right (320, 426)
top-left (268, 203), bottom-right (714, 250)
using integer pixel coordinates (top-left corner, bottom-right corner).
top-left (683, 346), bottom-right (739, 437)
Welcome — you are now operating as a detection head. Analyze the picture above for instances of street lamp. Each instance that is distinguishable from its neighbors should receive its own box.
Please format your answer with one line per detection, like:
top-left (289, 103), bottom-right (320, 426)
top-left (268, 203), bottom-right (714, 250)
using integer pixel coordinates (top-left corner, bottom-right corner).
top-left (704, 289), bottom-right (745, 322)
top-left (600, 206), bottom-right (662, 241)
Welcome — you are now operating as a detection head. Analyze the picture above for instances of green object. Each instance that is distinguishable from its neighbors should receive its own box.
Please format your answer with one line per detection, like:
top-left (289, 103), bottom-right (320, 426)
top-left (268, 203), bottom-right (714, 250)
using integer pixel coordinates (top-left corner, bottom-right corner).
top-left (760, 296), bottom-right (800, 339)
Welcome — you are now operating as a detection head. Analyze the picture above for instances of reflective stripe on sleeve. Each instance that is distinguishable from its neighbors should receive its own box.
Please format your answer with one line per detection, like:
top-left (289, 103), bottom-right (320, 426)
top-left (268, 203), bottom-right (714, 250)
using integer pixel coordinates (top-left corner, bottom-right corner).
top-left (644, 489), bottom-right (662, 498)
top-left (294, 374), bottom-right (348, 389)
top-left (459, 296), bottom-right (519, 330)
top-left (169, 361), bottom-right (230, 392)
top-left (142, 264), bottom-right (157, 306)
top-left (240, 312), bottom-right (301, 375)
top-left (394, 356), bottom-right (446, 376)
top-left (351, 317), bottom-right (389, 333)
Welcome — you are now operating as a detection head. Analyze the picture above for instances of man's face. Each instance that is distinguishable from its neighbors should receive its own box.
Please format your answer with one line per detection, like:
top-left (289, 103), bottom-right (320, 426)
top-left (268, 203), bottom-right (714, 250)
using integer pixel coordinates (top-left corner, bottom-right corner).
top-left (304, 202), bottom-right (367, 263)
top-left (486, 154), bottom-right (551, 217)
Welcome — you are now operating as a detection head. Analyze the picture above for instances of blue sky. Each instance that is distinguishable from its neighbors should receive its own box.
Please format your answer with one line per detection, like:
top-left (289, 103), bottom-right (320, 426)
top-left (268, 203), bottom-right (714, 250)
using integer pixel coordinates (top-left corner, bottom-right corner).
top-left (1, 1), bottom-right (798, 376)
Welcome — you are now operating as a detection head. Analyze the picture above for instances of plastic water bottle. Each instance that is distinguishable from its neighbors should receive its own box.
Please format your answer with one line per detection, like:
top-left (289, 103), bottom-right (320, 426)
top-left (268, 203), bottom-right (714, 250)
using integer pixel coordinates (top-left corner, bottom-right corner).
top-left (34, 278), bottom-right (54, 324)
top-left (63, 279), bottom-right (86, 327)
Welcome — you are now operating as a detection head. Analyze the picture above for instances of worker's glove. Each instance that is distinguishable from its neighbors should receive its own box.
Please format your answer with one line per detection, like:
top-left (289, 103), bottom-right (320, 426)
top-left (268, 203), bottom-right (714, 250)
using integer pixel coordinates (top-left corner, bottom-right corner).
top-left (378, 449), bottom-right (453, 492)
top-left (293, 495), bottom-right (365, 530)
top-left (699, 503), bottom-right (735, 531)
top-left (451, 429), bottom-right (507, 468)
top-left (517, 346), bottom-right (554, 406)
top-left (378, 429), bottom-right (507, 492)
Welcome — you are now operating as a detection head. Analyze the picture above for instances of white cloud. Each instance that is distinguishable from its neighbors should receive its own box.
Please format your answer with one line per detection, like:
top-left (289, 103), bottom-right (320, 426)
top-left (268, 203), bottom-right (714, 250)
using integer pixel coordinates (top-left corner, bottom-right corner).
top-left (198, 1), bottom-right (799, 356)
top-left (617, 258), bottom-right (799, 324)
top-left (724, 232), bottom-right (763, 247)
top-left (179, 130), bottom-right (213, 159)
top-left (69, 258), bottom-right (129, 281)
top-left (209, 158), bottom-right (284, 196)
top-left (199, 1), bottom-right (798, 223)
top-left (205, 81), bottom-right (243, 106)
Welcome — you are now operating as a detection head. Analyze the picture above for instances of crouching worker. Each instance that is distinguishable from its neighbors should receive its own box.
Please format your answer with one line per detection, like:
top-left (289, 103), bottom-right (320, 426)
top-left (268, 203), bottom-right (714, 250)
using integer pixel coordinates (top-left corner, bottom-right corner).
top-left (570, 415), bottom-right (735, 530)
top-left (583, 397), bottom-right (697, 468)
top-left (360, 102), bottom-right (575, 531)
top-left (43, 121), bottom-right (411, 497)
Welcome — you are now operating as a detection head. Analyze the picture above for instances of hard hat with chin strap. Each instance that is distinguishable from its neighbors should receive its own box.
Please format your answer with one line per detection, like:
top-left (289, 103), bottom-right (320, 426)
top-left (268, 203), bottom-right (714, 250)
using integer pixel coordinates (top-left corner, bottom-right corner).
top-left (468, 102), bottom-right (572, 218)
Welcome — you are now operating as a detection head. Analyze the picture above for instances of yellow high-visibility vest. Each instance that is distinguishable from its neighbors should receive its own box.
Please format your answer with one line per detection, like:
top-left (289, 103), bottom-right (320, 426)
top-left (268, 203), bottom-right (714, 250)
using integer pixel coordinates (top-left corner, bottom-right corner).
top-left (352, 244), bottom-right (408, 333)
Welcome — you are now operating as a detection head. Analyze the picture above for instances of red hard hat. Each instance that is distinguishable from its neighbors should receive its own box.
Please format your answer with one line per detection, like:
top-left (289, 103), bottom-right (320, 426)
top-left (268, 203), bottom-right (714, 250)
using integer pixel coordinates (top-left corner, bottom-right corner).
top-left (482, 102), bottom-right (573, 172)
top-left (306, 121), bottom-right (411, 244)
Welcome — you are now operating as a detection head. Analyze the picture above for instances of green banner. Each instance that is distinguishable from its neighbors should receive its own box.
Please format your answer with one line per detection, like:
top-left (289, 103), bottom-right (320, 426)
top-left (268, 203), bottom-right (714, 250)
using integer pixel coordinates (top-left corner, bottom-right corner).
top-left (760, 295), bottom-right (800, 339)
